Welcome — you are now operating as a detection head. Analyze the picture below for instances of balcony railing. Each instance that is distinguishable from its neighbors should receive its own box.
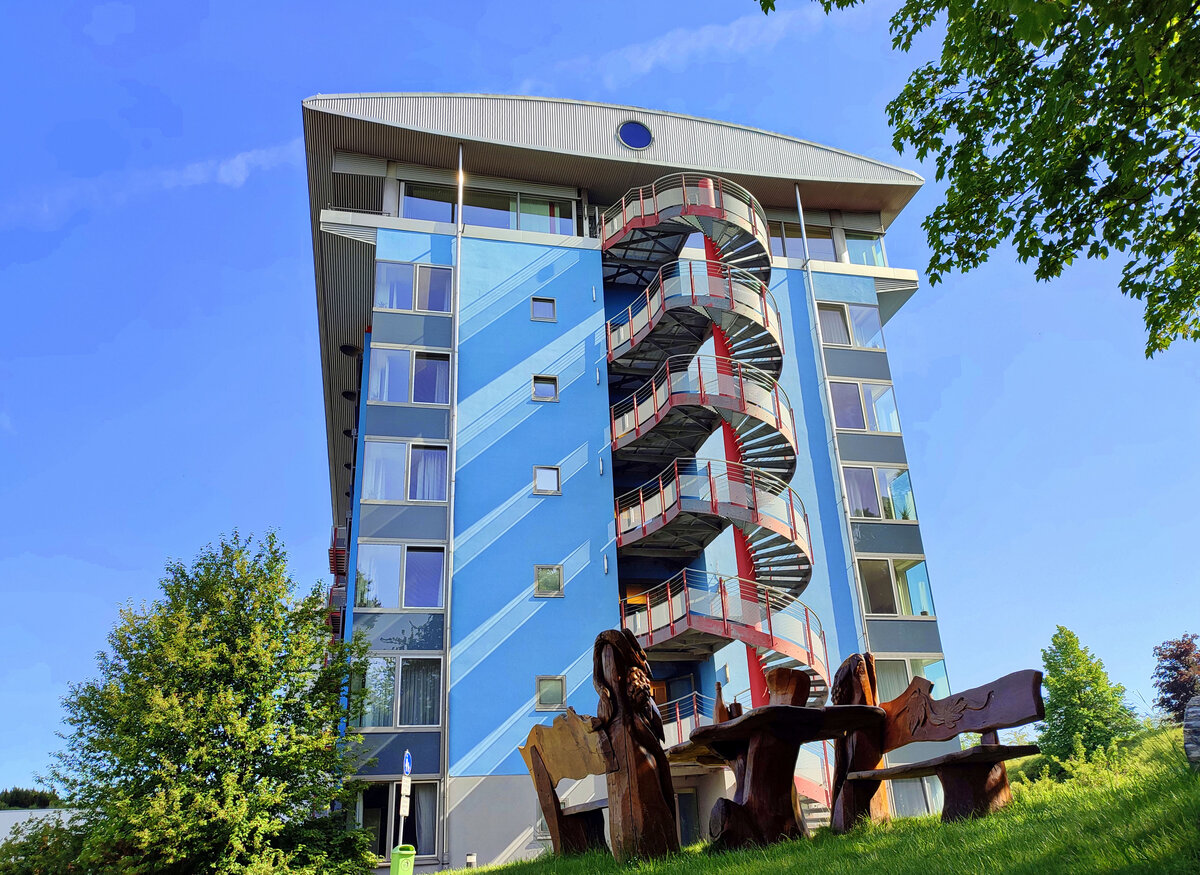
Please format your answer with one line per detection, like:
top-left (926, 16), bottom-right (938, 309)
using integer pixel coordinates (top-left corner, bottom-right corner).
top-left (615, 457), bottom-right (809, 548)
top-left (610, 355), bottom-right (795, 450)
top-left (658, 692), bottom-right (716, 748)
top-left (600, 173), bottom-right (768, 249)
top-left (606, 260), bottom-right (782, 360)
top-left (620, 569), bottom-right (828, 682)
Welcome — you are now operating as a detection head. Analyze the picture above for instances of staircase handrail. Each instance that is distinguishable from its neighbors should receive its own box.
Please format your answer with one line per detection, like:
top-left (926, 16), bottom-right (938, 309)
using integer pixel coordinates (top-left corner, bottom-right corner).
top-left (600, 173), bottom-right (768, 248)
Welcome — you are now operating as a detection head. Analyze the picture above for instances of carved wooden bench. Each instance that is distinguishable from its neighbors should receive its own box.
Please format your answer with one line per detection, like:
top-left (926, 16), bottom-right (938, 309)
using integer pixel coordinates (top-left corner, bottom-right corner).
top-left (518, 708), bottom-right (610, 855)
top-left (831, 655), bottom-right (1044, 828)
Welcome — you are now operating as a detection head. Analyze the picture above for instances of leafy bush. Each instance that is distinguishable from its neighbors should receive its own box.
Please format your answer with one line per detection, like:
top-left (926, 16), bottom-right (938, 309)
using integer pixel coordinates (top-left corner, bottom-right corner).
top-left (0, 815), bottom-right (83, 875)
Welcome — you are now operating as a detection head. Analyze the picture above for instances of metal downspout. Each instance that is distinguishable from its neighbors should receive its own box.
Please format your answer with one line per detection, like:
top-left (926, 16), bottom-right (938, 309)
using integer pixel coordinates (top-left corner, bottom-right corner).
top-left (439, 143), bottom-right (465, 867)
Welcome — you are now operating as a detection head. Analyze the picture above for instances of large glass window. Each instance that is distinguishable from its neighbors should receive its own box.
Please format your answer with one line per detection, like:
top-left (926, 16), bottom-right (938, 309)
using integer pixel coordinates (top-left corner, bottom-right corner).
top-left (412, 354), bottom-right (450, 404)
top-left (846, 232), bottom-right (886, 267)
top-left (912, 658), bottom-right (951, 699)
top-left (858, 559), bottom-right (897, 614)
top-left (415, 266), bottom-right (452, 313)
top-left (830, 382), bottom-right (866, 429)
top-left (368, 349), bottom-right (410, 403)
top-left (397, 782), bottom-right (438, 857)
top-left (361, 783), bottom-right (390, 858)
top-left (408, 446), bottom-right (448, 502)
top-left (817, 304), bottom-right (852, 345)
top-left (874, 659), bottom-right (910, 702)
top-left (895, 559), bottom-right (935, 616)
top-left (404, 547), bottom-right (445, 608)
top-left (877, 467), bottom-right (916, 520)
top-left (375, 262), bottom-right (414, 310)
top-left (463, 188), bottom-right (518, 229)
top-left (357, 544), bottom-right (402, 609)
top-left (863, 384), bottom-right (900, 432)
top-left (399, 658), bottom-right (441, 726)
top-left (804, 225), bottom-right (836, 261)
top-left (521, 196), bottom-right (574, 235)
top-left (843, 466), bottom-right (881, 518)
top-left (403, 184), bottom-right (456, 223)
top-left (363, 441), bottom-right (407, 501)
top-left (848, 304), bottom-right (885, 348)
top-left (353, 657), bottom-right (396, 728)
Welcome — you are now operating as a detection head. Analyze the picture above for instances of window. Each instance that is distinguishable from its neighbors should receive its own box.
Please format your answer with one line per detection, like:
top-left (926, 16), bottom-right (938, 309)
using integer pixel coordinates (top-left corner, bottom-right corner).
top-left (520, 196), bottom-right (574, 235)
top-left (396, 781), bottom-right (438, 857)
top-left (532, 375), bottom-right (559, 401)
top-left (368, 349), bottom-right (410, 403)
top-left (533, 466), bottom-right (561, 495)
top-left (830, 381), bottom-right (900, 432)
top-left (857, 558), bottom-right (936, 617)
top-left (362, 441), bottom-right (407, 501)
top-left (804, 225), bottom-right (837, 261)
top-left (818, 302), bottom-right (885, 349)
top-left (912, 657), bottom-right (950, 699)
top-left (415, 265), bottom-right (452, 313)
top-left (375, 262), bottom-right (414, 310)
top-left (766, 221), bottom-right (836, 260)
top-left (818, 304), bottom-right (851, 345)
top-left (356, 544), bottom-right (402, 608)
top-left (403, 184), bottom-right (456, 223)
top-left (531, 297), bottom-right (557, 321)
top-left (359, 781), bottom-right (439, 861)
top-left (873, 657), bottom-right (950, 703)
top-left (399, 657), bottom-right (441, 726)
top-left (846, 231), bottom-right (886, 267)
top-left (412, 353), bottom-right (450, 404)
top-left (353, 657), bottom-right (397, 728)
top-left (534, 565), bottom-right (564, 597)
top-left (536, 676), bottom-right (566, 710)
top-left (462, 188), bottom-right (517, 229)
top-left (843, 465), bottom-right (917, 521)
top-left (404, 547), bottom-right (445, 608)
top-left (408, 446), bottom-right (448, 502)
top-left (768, 221), bottom-right (786, 258)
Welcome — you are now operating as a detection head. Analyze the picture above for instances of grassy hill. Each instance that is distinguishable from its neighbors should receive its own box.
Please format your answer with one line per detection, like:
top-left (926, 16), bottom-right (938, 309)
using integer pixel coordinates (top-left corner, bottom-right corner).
top-left (459, 728), bottom-right (1200, 874)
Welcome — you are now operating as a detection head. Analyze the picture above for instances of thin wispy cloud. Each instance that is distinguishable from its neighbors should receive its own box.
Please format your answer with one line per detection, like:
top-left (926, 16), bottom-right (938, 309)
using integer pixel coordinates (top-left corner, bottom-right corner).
top-left (517, 6), bottom-right (827, 94)
top-left (3, 138), bottom-right (304, 232)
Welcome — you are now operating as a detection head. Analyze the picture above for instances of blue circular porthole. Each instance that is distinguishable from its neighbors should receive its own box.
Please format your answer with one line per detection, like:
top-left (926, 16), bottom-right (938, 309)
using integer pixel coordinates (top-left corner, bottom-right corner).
top-left (617, 120), bottom-right (653, 150)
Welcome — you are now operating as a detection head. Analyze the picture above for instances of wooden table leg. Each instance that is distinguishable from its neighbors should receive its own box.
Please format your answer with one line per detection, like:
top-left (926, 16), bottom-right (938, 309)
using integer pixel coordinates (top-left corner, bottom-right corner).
top-left (935, 761), bottom-right (1012, 821)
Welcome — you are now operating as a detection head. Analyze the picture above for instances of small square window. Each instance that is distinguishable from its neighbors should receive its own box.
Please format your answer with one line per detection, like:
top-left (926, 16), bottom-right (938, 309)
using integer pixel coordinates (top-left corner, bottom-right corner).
top-left (536, 676), bottom-right (566, 710)
top-left (531, 297), bottom-right (557, 322)
top-left (532, 375), bottom-right (559, 401)
top-left (532, 466), bottom-right (561, 495)
top-left (534, 565), bottom-right (564, 597)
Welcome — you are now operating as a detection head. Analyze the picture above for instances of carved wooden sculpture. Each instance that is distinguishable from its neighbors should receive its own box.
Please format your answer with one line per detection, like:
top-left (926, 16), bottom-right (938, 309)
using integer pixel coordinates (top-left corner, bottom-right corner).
top-left (592, 628), bottom-right (679, 862)
top-left (829, 652), bottom-right (890, 832)
top-left (518, 708), bottom-right (610, 855)
top-left (830, 657), bottom-right (1045, 828)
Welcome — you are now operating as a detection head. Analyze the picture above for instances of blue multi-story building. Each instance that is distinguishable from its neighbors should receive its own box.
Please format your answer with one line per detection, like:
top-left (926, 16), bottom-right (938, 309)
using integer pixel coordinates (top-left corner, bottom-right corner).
top-left (303, 94), bottom-right (954, 870)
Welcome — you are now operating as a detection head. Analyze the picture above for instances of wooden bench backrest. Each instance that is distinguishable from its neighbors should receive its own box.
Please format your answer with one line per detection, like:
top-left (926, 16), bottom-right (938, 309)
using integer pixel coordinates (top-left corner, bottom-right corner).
top-left (880, 669), bottom-right (1044, 754)
top-left (518, 707), bottom-right (610, 786)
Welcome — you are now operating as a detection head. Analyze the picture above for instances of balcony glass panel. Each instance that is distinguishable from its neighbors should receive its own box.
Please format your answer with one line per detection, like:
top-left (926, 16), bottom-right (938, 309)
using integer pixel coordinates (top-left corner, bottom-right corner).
top-left (357, 544), bottom-right (402, 608)
top-left (363, 441), bottom-right (407, 501)
top-left (895, 559), bottom-right (935, 616)
top-left (403, 184), bottom-right (456, 223)
top-left (368, 349), bottom-right (411, 403)
top-left (912, 658), bottom-right (950, 699)
top-left (521, 196), bottom-right (574, 235)
top-left (375, 262), bottom-right (414, 310)
top-left (353, 657), bottom-right (396, 728)
top-left (859, 558), bottom-right (896, 614)
top-left (848, 304), bottom-right (884, 348)
top-left (844, 466), bottom-right (881, 518)
top-left (864, 384), bottom-right (900, 432)
top-left (462, 188), bottom-right (517, 229)
top-left (846, 232), bottom-right (886, 267)
top-left (876, 467), bottom-right (916, 520)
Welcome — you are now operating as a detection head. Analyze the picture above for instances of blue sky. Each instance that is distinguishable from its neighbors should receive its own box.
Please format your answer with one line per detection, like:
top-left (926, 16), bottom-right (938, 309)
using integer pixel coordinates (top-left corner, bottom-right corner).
top-left (1, 0), bottom-right (1196, 787)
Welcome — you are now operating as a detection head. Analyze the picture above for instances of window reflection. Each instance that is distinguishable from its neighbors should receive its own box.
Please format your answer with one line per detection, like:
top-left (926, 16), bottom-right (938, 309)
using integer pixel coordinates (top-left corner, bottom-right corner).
top-left (357, 544), bottom-right (401, 608)
top-left (363, 441), bottom-right (407, 501)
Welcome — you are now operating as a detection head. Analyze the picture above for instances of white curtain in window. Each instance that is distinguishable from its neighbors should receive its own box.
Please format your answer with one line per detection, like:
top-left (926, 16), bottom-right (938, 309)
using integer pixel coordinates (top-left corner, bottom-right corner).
top-left (818, 305), bottom-right (851, 344)
top-left (843, 467), bottom-right (880, 518)
top-left (399, 658), bottom-right (441, 726)
top-left (363, 442), bottom-right (407, 501)
top-left (399, 782), bottom-right (438, 855)
top-left (408, 447), bottom-right (448, 501)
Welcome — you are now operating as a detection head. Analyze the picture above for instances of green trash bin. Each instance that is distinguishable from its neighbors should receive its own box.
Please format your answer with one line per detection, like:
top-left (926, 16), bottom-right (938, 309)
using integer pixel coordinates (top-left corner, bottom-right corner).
top-left (390, 845), bottom-right (416, 875)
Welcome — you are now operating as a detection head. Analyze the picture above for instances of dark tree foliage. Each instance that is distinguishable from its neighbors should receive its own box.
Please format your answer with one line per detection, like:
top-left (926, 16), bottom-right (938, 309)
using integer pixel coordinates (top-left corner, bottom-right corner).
top-left (38, 533), bottom-right (375, 874)
top-left (759, 0), bottom-right (1200, 356)
top-left (0, 788), bottom-right (61, 810)
top-left (0, 815), bottom-right (85, 875)
top-left (1151, 632), bottom-right (1200, 721)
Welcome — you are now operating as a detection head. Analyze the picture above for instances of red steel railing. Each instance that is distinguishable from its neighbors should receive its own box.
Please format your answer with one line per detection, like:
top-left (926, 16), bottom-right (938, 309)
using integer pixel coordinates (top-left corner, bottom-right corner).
top-left (614, 457), bottom-right (810, 551)
top-left (600, 173), bottom-right (769, 250)
top-left (620, 569), bottom-right (829, 685)
top-left (610, 355), bottom-right (796, 451)
top-left (658, 692), bottom-right (717, 747)
top-left (606, 260), bottom-right (783, 360)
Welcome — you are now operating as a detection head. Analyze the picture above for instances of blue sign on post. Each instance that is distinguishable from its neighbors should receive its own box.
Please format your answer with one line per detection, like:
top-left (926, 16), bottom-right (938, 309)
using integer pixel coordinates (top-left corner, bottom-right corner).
top-left (403, 749), bottom-right (412, 777)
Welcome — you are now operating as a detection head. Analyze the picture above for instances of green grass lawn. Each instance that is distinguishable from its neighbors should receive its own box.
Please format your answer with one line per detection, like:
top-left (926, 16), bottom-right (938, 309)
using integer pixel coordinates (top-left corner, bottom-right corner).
top-left (457, 728), bottom-right (1200, 874)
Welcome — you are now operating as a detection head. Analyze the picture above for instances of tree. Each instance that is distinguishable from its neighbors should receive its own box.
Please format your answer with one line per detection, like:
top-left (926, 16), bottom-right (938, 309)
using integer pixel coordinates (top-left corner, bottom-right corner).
top-left (1038, 625), bottom-right (1140, 760)
top-left (0, 787), bottom-right (62, 810)
top-left (1151, 632), bottom-right (1200, 720)
top-left (43, 533), bottom-right (375, 874)
top-left (758, 0), bottom-right (1200, 356)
